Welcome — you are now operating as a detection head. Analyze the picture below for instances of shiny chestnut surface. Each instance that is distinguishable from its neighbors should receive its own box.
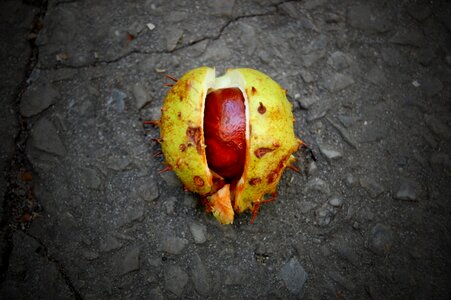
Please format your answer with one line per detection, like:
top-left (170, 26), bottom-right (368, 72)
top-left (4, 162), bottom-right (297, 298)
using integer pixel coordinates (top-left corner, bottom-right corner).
top-left (204, 88), bottom-right (246, 181)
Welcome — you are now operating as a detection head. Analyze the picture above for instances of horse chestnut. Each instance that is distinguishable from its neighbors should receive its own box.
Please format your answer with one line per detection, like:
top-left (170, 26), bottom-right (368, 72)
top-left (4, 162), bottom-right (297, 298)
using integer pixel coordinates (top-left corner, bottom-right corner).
top-left (159, 67), bottom-right (302, 224)
top-left (204, 87), bottom-right (246, 181)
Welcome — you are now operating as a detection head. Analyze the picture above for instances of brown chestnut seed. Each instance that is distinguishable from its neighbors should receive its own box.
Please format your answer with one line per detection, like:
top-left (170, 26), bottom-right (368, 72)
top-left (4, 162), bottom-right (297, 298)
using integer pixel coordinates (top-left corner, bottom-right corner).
top-left (204, 88), bottom-right (246, 181)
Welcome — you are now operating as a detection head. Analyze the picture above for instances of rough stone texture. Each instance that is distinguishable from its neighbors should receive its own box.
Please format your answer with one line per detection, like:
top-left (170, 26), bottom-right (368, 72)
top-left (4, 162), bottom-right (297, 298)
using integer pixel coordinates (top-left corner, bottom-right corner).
top-left (119, 246), bottom-right (140, 275)
top-left (0, 0), bottom-right (34, 256)
top-left (381, 47), bottom-right (406, 66)
top-left (137, 180), bottom-right (160, 202)
top-left (302, 50), bottom-right (326, 67)
top-left (347, 4), bottom-right (391, 33)
top-left (390, 29), bottom-right (425, 48)
top-left (298, 95), bottom-right (319, 109)
top-left (0, 231), bottom-right (73, 299)
top-left (332, 271), bottom-right (356, 292)
top-left (132, 83), bottom-right (151, 110)
top-left (318, 144), bottom-right (343, 162)
top-left (315, 204), bottom-right (335, 226)
top-left (164, 265), bottom-right (188, 297)
top-left (1, 0), bottom-right (451, 299)
top-left (305, 178), bottom-right (331, 195)
top-left (329, 196), bottom-right (344, 207)
top-left (359, 177), bottom-right (385, 198)
top-left (394, 178), bottom-right (420, 201)
top-left (279, 257), bottom-right (308, 295)
top-left (149, 287), bottom-right (164, 300)
top-left (189, 221), bottom-right (207, 244)
top-left (407, 3), bottom-right (432, 21)
top-left (322, 72), bottom-right (354, 92)
top-left (165, 28), bottom-right (183, 51)
top-left (99, 235), bottom-right (122, 253)
top-left (28, 117), bottom-right (66, 157)
top-left (327, 51), bottom-right (351, 71)
top-left (19, 83), bottom-right (60, 117)
top-left (368, 224), bottom-right (394, 255)
top-left (420, 77), bottom-right (443, 98)
top-left (367, 66), bottom-right (386, 86)
top-left (209, 0), bottom-right (235, 17)
top-left (162, 236), bottom-right (188, 255)
top-left (191, 253), bottom-right (211, 296)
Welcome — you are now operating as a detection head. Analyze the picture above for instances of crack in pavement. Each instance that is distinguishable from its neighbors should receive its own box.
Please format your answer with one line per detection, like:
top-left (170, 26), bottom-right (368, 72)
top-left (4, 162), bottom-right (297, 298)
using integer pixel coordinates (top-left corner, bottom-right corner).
top-left (0, 0), bottom-right (49, 284)
top-left (3, 0), bottom-right (450, 298)
top-left (24, 232), bottom-right (84, 300)
top-left (0, 1), bottom-right (83, 298)
top-left (39, 0), bottom-right (296, 70)
top-left (326, 117), bottom-right (358, 149)
top-left (53, 0), bottom-right (79, 7)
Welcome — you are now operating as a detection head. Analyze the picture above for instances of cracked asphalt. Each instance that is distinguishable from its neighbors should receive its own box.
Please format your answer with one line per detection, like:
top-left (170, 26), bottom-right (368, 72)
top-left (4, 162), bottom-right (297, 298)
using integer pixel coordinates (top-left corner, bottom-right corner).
top-left (1, 0), bottom-right (450, 299)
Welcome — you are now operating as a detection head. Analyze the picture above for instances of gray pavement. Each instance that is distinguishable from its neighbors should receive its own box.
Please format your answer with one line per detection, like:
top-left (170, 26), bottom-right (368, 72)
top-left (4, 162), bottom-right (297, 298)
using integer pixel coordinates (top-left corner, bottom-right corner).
top-left (1, 0), bottom-right (450, 299)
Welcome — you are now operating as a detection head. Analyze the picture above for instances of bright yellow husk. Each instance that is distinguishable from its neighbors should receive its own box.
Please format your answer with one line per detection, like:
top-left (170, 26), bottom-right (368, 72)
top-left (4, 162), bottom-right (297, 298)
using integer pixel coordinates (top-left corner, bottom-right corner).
top-left (160, 67), bottom-right (302, 224)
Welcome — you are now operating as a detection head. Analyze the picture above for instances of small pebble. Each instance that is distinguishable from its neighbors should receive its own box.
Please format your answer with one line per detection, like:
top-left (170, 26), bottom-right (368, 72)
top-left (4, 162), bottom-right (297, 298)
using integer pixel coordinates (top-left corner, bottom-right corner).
top-left (300, 69), bottom-right (315, 83)
top-left (315, 204), bottom-right (334, 226)
top-left (322, 72), bottom-right (354, 92)
top-left (359, 177), bottom-right (385, 198)
top-left (327, 51), bottom-right (350, 71)
top-left (30, 117), bottom-right (67, 157)
top-left (298, 95), bottom-right (319, 109)
top-left (110, 89), bottom-right (126, 112)
top-left (368, 223), bottom-right (394, 255)
top-left (191, 254), bottom-right (211, 296)
top-left (162, 236), bottom-right (188, 255)
top-left (328, 196), bottom-right (343, 207)
top-left (319, 144), bottom-right (342, 161)
top-left (394, 178), bottom-right (419, 201)
top-left (189, 222), bottom-right (207, 244)
top-left (137, 181), bottom-right (160, 202)
top-left (164, 197), bottom-right (177, 214)
top-left (345, 173), bottom-right (358, 187)
top-left (147, 23), bottom-right (155, 30)
top-left (164, 265), bottom-right (188, 297)
top-left (132, 83), bottom-right (150, 110)
top-left (307, 161), bottom-right (319, 177)
top-left (305, 178), bottom-right (331, 195)
top-left (345, 206), bottom-right (355, 220)
top-left (279, 257), bottom-right (308, 295)
top-left (165, 28), bottom-right (183, 51)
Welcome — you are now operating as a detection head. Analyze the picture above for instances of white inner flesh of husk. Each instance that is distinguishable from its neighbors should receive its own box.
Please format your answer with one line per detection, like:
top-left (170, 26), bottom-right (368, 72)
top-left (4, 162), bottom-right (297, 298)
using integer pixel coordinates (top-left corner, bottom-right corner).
top-left (202, 68), bottom-right (250, 183)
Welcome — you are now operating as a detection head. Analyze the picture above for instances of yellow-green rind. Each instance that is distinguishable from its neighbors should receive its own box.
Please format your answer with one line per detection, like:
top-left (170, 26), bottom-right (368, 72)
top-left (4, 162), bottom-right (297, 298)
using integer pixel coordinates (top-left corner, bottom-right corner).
top-left (160, 67), bottom-right (215, 195)
top-left (160, 66), bottom-right (302, 223)
top-left (231, 68), bottom-right (302, 213)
